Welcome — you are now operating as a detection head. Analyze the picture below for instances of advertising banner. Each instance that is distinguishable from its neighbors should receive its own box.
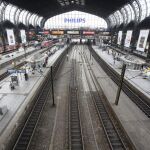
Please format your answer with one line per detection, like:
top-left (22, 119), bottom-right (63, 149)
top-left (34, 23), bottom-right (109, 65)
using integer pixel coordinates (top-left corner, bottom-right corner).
top-left (136, 30), bottom-right (149, 52)
top-left (6, 29), bottom-right (15, 45)
top-left (67, 31), bottom-right (79, 35)
top-left (83, 31), bottom-right (95, 35)
top-left (20, 30), bottom-right (27, 44)
top-left (51, 31), bottom-right (64, 35)
top-left (124, 30), bottom-right (133, 48)
top-left (117, 31), bottom-right (122, 45)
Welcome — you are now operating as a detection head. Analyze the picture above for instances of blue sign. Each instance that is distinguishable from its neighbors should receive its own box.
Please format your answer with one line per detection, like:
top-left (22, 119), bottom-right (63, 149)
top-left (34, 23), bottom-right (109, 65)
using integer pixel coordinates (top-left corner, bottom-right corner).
top-left (7, 69), bottom-right (16, 74)
top-left (8, 69), bottom-right (26, 74)
top-left (17, 70), bottom-right (26, 73)
top-left (64, 18), bottom-right (85, 23)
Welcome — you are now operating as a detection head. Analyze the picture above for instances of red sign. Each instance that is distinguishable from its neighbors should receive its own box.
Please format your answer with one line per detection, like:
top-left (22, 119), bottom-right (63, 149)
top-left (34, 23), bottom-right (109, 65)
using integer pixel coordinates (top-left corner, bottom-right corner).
top-left (83, 31), bottom-right (95, 35)
top-left (44, 31), bottom-right (50, 34)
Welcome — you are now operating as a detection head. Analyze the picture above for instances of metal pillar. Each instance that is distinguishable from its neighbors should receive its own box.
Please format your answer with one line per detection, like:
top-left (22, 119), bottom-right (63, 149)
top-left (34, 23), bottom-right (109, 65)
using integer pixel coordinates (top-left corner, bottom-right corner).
top-left (51, 66), bottom-right (55, 106)
top-left (115, 64), bottom-right (126, 105)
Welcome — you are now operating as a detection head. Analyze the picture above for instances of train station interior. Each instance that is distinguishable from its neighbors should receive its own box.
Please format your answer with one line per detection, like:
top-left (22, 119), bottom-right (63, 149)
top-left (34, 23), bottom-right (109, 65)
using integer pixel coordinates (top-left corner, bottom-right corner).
top-left (0, 0), bottom-right (150, 149)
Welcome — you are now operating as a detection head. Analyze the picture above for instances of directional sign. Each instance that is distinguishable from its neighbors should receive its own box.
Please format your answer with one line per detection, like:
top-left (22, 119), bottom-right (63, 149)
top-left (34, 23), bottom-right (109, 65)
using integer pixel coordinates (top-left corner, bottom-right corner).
top-left (7, 69), bottom-right (26, 74)
top-left (7, 69), bottom-right (16, 74)
top-left (17, 69), bottom-right (26, 73)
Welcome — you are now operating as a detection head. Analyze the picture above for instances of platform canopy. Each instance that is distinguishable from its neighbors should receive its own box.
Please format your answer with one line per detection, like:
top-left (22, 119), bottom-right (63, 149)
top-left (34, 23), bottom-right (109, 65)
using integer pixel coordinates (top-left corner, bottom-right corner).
top-left (44, 11), bottom-right (107, 30)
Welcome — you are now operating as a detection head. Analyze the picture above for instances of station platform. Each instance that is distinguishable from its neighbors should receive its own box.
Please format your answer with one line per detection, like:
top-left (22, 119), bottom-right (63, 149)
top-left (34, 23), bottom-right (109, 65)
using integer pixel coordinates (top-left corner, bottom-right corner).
top-left (0, 45), bottom-right (67, 148)
top-left (92, 45), bottom-right (150, 98)
top-left (0, 46), bottom-right (35, 65)
top-left (0, 46), bottom-right (47, 76)
top-left (91, 45), bottom-right (150, 150)
top-left (0, 47), bottom-right (46, 75)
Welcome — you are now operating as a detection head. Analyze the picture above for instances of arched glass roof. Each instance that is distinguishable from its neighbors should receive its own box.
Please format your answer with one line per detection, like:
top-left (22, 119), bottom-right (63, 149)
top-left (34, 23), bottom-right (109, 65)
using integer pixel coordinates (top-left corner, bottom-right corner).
top-left (108, 0), bottom-right (150, 27)
top-left (0, 1), bottom-right (43, 27)
top-left (44, 11), bottom-right (107, 29)
top-left (114, 10), bottom-right (123, 25)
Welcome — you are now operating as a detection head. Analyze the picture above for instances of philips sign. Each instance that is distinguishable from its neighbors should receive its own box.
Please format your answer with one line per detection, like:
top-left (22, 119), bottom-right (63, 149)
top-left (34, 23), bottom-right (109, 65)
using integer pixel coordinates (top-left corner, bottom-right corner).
top-left (64, 18), bottom-right (85, 23)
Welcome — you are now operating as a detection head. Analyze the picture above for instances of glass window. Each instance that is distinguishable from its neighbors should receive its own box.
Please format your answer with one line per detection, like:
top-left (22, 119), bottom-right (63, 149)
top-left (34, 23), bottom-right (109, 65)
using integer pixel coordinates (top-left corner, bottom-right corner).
top-left (9, 6), bottom-right (17, 23)
top-left (26, 13), bottom-right (32, 25)
top-left (137, 0), bottom-right (147, 21)
top-left (124, 4), bottom-right (135, 24)
top-left (120, 8), bottom-right (128, 24)
top-left (132, 1), bottom-right (140, 21)
top-left (114, 10), bottom-right (123, 25)
top-left (44, 10), bottom-right (107, 29)
top-left (4, 4), bottom-right (12, 21)
top-left (109, 14), bottom-right (117, 27)
top-left (14, 8), bottom-right (21, 24)
top-left (0, 2), bottom-right (5, 21)
top-left (22, 11), bottom-right (29, 25)
top-left (34, 15), bottom-right (39, 26)
top-left (146, 0), bottom-right (150, 16)
top-left (37, 17), bottom-right (43, 26)
top-left (18, 10), bottom-right (26, 23)
top-left (29, 14), bottom-right (37, 26)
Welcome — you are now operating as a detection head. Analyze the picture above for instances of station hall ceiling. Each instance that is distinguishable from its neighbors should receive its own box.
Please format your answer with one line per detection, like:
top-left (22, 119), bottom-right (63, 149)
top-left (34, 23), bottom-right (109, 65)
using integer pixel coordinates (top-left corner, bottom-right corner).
top-left (3, 0), bottom-right (130, 19)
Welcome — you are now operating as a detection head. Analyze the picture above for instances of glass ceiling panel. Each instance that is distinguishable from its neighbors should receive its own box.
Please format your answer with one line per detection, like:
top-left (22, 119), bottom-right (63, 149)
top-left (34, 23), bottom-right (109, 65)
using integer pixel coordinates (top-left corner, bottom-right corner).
top-left (132, 1), bottom-right (140, 21)
top-left (9, 6), bottom-right (18, 23)
top-left (37, 17), bottom-right (43, 26)
top-left (0, 1), bottom-right (43, 26)
top-left (145, 0), bottom-right (150, 16)
top-left (4, 4), bottom-right (12, 21)
top-left (57, 0), bottom-right (85, 7)
top-left (22, 11), bottom-right (29, 25)
top-left (114, 10), bottom-right (123, 25)
top-left (120, 8), bottom-right (128, 24)
top-left (124, 4), bottom-right (135, 24)
top-left (137, 0), bottom-right (147, 21)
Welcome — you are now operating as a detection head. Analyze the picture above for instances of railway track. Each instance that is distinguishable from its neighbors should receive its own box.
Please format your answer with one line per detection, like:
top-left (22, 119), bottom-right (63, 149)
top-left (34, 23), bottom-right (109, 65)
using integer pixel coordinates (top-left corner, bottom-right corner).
top-left (12, 46), bottom-right (69, 150)
top-left (80, 47), bottom-right (132, 150)
top-left (89, 46), bottom-right (150, 118)
top-left (68, 48), bottom-right (84, 150)
top-left (13, 72), bottom-right (52, 150)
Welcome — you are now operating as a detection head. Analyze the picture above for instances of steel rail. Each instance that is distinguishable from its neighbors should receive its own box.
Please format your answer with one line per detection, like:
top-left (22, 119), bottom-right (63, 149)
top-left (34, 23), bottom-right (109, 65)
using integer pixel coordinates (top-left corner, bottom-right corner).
top-left (89, 46), bottom-right (150, 118)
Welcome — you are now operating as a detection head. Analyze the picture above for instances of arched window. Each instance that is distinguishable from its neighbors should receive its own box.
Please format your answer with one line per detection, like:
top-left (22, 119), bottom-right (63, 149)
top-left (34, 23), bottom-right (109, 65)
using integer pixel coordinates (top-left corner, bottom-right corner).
top-left (45, 11), bottom-right (107, 29)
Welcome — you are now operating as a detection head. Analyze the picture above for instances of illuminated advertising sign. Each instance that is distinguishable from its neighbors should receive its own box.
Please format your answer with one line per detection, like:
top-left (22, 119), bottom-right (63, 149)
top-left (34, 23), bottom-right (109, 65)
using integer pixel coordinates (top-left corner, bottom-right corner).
top-left (44, 31), bottom-right (49, 34)
top-left (38, 31), bottom-right (49, 35)
top-left (67, 31), bottom-right (79, 35)
top-left (64, 18), bottom-right (85, 23)
top-left (117, 31), bottom-right (122, 45)
top-left (136, 30), bottom-right (149, 52)
top-left (83, 31), bottom-right (95, 35)
top-left (99, 32), bottom-right (110, 36)
top-left (51, 31), bottom-right (64, 35)
top-left (6, 29), bottom-right (16, 45)
top-left (124, 30), bottom-right (133, 48)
